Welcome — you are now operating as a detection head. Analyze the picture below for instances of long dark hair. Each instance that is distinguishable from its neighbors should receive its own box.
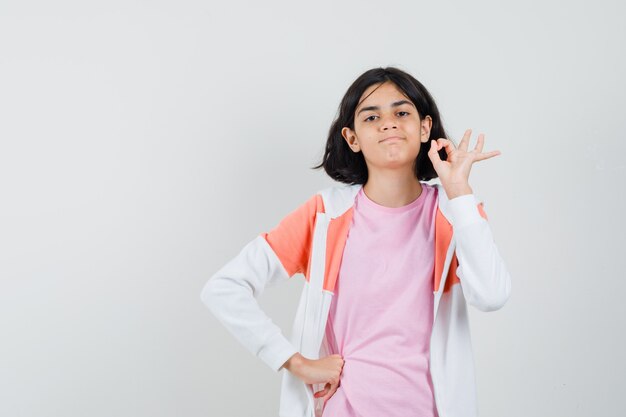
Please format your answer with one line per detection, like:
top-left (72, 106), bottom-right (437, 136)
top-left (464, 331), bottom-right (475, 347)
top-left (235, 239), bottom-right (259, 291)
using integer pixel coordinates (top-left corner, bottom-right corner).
top-left (311, 67), bottom-right (449, 184)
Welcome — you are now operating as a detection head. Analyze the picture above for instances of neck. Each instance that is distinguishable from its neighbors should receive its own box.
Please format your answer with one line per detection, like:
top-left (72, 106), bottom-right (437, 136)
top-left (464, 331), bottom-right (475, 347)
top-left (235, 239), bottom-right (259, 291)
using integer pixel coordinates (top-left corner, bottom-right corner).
top-left (362, 167), bottom-right (423, 208)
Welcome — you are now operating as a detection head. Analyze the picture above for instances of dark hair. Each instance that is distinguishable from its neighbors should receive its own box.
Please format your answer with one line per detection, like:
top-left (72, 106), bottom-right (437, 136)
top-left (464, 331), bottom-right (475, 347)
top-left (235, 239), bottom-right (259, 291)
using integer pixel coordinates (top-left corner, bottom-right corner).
top-left (311, 66), bottom-right (449, 184)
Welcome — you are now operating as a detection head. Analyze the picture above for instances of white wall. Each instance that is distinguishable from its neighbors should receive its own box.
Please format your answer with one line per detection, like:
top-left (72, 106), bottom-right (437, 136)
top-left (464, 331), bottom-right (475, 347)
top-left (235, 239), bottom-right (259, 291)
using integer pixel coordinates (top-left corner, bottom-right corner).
top-left (1, 0), bottom-right (624, 416)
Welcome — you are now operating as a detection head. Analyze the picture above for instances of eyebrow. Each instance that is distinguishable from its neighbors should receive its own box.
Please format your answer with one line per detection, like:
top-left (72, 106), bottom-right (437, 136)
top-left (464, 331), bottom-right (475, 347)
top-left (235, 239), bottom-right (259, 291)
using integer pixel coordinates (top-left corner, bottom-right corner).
top-left (356, 100), bottom-right (415, 116)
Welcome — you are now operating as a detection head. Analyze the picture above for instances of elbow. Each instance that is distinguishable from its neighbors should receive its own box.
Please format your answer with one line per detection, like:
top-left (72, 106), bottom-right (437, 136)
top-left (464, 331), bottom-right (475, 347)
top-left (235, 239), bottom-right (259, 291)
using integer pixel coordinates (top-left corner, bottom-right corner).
top-left (476, 294), bottom-right (509, 312)
top-left (200, 273), bottom-right (249, 314)
top-left (200, 276), bottom-right (219, 309)
top-left (467, 272), bottom-right (511, 312)
top-left (475, 272), bottom-right (512, 312)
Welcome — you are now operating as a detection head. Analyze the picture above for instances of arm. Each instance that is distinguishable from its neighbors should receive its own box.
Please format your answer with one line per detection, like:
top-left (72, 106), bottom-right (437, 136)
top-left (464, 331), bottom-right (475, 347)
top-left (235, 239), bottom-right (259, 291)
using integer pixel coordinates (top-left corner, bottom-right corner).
top-left (427, 129), bottom-right (511, 312)
top-left (200, 194), bottom-right (319, 372)
top-left (447, 194), bottom-right (512, 312)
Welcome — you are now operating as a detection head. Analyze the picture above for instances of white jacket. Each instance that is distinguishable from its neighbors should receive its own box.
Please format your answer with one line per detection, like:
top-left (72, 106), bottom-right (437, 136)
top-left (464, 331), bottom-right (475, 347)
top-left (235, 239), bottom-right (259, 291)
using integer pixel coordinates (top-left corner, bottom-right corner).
top-left (201, 181), bottom-right (512, 417)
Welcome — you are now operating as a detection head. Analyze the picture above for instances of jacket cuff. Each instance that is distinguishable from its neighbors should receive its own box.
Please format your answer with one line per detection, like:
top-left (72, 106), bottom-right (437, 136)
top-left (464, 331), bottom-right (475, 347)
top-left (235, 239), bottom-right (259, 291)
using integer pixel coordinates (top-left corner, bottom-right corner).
top-left (257, 332), bottom-right (299, 372)
top-left (447, 194), bottom-right (484, 230)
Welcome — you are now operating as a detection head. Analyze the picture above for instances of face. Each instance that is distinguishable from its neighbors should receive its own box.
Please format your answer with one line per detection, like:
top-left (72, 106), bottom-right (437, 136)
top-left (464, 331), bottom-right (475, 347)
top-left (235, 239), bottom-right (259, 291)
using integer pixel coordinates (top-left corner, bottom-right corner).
top-left (341, 81), bottom-right (432, 172)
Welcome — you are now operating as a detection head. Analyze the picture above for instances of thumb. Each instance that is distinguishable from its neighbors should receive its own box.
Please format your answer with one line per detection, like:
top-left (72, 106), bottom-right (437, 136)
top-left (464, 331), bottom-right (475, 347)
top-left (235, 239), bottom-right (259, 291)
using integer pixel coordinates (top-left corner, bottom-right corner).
top-left (428, 140), bottom-right (442, 165)
top-left (321, 382), bottom-right (339, 403)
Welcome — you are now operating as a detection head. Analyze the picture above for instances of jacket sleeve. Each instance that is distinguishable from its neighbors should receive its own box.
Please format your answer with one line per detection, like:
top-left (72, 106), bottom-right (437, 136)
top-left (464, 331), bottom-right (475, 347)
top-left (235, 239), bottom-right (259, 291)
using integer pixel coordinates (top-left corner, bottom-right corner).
top-left (200, 194), bottom-right (319, 372)
top-left (447, 193), bottom-right (512, 312)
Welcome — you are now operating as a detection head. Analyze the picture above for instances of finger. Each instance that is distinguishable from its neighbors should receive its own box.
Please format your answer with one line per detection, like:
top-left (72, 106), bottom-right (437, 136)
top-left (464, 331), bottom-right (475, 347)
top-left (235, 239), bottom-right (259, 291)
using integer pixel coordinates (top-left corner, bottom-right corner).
top-left (436, 138), bottom-right (456, 155)
top-left (458, 129), bottom-right (472, 152)
top-left (322, 382), bottom-right (340, 403)
top-left (314, 383), bottom-right (330, 398)
top-left (474, 150), bottom-right (501, 161)
top-left (428, 140), bottom-right (442, 158)
top-left (428, 140), bottom-right (443, 167)
top-left (473, 133), bottom-right (485, 154)
top-left (314, 389), bottom-right (327, 398)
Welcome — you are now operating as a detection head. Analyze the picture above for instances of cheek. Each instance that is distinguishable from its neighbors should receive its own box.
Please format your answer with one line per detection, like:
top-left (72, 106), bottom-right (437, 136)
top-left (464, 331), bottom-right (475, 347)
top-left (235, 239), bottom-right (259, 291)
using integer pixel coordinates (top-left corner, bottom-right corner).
top-left (354, 122), bottom-right (372, 134)
top-left (404, 119), bottom-right (423, 133)
top-left (353, 125), bottom-right (377, 144)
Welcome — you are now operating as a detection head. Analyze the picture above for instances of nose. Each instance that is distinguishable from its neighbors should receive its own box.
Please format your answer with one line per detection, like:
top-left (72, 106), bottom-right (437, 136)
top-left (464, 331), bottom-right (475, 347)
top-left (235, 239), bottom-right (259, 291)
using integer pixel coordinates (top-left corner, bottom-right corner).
top-left (380, 115), bottom-right (397, 131)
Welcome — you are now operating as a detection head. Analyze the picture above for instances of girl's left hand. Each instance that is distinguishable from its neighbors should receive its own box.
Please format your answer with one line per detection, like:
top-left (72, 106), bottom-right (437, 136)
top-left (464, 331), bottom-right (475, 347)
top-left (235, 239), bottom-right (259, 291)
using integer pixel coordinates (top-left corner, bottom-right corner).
top-left (427, 129), bottom-right (501, 199)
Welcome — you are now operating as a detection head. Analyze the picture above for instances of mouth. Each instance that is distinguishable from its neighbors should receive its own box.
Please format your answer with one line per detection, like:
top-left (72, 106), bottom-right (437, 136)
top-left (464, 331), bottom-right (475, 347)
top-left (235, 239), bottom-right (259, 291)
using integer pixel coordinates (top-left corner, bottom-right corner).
top-left (380, 136), bottom-right (404, 143)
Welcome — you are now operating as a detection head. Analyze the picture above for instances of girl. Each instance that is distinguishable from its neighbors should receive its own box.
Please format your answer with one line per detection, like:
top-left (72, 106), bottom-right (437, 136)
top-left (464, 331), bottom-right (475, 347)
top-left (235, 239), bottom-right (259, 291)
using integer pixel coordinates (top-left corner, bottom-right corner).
top-left (201, 67), bottom-right (512, 417)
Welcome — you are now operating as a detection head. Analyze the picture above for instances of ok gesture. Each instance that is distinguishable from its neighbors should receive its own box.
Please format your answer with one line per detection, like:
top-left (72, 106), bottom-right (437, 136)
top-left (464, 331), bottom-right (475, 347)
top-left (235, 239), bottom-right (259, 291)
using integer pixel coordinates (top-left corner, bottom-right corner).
top-left (427, 129), bottom-right (501, 199)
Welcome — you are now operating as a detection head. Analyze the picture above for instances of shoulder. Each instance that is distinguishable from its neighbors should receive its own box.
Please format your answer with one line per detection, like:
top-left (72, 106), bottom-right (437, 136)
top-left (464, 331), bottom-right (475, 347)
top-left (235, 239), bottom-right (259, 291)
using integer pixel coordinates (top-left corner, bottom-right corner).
top-left (283, 192), bottom-right (324, 224)
top-left (314, 182), bottom-right (361, 218)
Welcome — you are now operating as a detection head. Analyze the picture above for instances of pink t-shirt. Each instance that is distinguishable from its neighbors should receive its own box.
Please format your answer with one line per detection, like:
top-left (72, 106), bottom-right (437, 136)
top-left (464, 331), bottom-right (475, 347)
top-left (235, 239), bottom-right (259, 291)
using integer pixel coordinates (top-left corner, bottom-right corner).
top-left (321, 184), bottom-right (439, 417)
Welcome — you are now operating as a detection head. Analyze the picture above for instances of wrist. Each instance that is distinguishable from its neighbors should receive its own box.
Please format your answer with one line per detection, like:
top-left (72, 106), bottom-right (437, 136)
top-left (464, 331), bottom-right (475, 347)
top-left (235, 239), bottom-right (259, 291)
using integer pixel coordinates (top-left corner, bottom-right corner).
top-left (444, 183), bottom-right (473, 200)
top-left (283, 352), bottom-right (305, 373)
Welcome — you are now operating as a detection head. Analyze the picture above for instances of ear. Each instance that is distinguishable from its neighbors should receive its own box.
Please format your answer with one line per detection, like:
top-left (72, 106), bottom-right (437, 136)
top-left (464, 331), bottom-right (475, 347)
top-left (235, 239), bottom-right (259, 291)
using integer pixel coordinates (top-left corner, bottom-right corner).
top-left (420, 115), bottom-right (433, 143)
top-left (341, 127), bottom-right (361, 153)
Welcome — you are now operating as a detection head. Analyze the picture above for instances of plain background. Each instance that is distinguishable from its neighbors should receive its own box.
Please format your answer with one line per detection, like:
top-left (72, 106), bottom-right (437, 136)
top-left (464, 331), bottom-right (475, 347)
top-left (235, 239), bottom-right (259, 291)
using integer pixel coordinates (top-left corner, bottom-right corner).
top-left (1, 0), bottom-right (624, 416)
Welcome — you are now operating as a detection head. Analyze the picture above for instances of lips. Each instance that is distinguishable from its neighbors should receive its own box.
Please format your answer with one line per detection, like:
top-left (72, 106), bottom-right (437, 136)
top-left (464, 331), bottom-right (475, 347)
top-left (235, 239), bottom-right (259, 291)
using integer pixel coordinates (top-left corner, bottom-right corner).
top-left (380, 136), bottom-right (404, 143)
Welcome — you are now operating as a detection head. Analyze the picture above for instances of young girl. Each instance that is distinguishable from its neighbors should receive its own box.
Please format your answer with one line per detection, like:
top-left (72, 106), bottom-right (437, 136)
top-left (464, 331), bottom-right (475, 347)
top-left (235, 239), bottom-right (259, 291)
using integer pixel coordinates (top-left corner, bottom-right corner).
top-left (201, 67), bottom-right (512, 417)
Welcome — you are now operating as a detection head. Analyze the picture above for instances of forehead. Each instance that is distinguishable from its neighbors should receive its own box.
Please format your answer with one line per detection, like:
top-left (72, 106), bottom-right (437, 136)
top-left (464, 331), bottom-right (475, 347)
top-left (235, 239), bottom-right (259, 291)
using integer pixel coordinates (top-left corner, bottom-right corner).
top-left (358, 81), bottom-right (409, 107)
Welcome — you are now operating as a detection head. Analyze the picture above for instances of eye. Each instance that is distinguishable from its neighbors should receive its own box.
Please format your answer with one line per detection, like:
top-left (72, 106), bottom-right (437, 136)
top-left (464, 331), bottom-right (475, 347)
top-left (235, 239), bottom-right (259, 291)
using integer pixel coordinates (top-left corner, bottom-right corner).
top-left (364, 115), bottom-right (378, 122)
top-left (398, 111), bottom-right (409, 117)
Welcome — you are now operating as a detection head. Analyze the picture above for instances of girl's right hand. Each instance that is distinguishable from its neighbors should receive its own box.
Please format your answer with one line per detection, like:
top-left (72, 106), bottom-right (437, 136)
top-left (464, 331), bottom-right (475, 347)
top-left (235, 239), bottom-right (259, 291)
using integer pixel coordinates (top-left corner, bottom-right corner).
top-left (284, 353), bottom-right (344, 403)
